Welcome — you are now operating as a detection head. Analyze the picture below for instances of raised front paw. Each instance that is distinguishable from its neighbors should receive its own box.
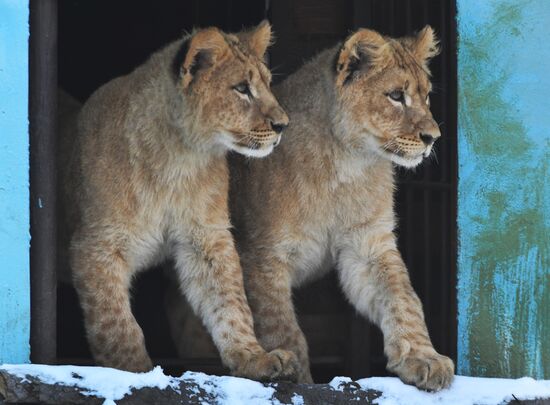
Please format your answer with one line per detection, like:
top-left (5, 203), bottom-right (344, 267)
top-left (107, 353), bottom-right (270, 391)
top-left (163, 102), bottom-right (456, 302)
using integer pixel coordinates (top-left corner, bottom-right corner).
top-left (386, 340), bottom-right (454, 391)
top-left (231, 349), bottom-right (298, 382)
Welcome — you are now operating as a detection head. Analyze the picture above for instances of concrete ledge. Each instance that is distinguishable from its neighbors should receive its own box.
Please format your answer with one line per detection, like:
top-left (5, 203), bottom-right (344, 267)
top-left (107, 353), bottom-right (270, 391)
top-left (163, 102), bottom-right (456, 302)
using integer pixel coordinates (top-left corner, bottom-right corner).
top-left (1, 365), bottom-right (549, 404)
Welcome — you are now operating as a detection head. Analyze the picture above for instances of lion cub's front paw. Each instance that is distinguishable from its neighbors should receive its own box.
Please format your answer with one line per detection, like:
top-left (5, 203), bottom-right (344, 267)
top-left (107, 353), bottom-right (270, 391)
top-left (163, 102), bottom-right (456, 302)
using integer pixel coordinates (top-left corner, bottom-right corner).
top-left (387, 341), bottom-right (454, 391)
top-left (232, 349), bottom-right (298, 382)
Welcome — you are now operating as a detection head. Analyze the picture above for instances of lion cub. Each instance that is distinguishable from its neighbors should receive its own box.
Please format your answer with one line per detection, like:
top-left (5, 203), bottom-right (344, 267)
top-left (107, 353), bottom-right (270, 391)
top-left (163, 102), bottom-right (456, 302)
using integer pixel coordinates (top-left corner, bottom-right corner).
top-left (61, 22), bottom-right (297, 380)
top-left (228, 26), bottom-right (454, 389)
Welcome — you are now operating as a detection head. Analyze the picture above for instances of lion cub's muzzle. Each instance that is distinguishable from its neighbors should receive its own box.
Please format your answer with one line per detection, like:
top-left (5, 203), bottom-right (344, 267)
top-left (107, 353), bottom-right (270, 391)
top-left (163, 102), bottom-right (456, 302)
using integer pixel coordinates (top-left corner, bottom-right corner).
top-left (238, 128), bottom-right (281, 150)
top-left (383, 127), bottom-right (441, 168)
top-left (224, 127), bottom-right (283, 158)
top-left (224, 114), bottom-right (288, 158)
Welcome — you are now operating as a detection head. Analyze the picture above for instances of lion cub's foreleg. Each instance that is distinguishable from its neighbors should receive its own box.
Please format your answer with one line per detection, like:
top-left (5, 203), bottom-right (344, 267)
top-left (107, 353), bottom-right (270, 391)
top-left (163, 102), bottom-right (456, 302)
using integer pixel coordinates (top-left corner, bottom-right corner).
top-left (336, 231), bottom-right (454, 391)
top-left (72, 223), bottom-right (298, 380)
top-left (71, 232), bottom-right (153, 372)
top-left (241, 256), bottom-right (313, 383)
top-left (174, 228), bottom-right (298, 381)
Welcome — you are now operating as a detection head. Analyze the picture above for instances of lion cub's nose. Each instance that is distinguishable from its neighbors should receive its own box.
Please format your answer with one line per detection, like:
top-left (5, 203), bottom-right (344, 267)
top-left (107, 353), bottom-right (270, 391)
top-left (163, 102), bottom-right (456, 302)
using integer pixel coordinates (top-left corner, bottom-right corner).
top-left (270, 121), bottom-right (288, 134)
top-left (419, 133), bottom-right (436, 146)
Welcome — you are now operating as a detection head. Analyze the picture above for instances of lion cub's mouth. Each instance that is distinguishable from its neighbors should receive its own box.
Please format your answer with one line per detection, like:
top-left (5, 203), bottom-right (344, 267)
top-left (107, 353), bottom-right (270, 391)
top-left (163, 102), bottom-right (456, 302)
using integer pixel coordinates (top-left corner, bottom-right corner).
top-left (219, 129), bottom-right (281, 158)
top-left (378, 149), bottom-right (422, 168)
top-left (378, 137), bottom-right (432, 168)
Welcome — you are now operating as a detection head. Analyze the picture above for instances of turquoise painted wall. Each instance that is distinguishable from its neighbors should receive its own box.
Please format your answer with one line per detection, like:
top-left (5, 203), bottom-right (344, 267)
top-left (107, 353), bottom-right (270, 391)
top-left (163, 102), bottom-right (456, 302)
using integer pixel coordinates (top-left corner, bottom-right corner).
top-left (457, 0), bottom-right (550, 378)
top-left (0, 0), bottom-right (30, 363)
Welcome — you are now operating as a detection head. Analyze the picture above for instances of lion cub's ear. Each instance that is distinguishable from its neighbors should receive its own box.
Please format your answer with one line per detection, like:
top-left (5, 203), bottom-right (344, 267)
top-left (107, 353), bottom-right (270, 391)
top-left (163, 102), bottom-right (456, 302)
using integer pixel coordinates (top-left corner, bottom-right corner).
top-left (412, 25), bottom-right (440, 64)
top-left (335, 28), bottom-right (389, 86)
top-left (175, 28), bottom-right (230, 89)
top-left (241, 20), bottom-right (273, 59)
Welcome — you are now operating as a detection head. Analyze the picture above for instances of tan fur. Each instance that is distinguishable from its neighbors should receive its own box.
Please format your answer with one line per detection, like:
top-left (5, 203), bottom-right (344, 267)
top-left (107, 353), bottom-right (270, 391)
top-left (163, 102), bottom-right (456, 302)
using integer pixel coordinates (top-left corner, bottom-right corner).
top-left (223, 26), bottom-right (453, 389)
top-left (166, 27), bottom-right (453, 389)
top-left (59, 22), bottom-right (298, 381)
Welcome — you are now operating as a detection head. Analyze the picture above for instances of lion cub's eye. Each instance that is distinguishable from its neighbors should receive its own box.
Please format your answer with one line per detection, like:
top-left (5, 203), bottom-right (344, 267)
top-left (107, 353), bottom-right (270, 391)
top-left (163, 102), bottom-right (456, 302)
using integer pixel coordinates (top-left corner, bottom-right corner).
top-left (234, 82), bottom-right (252, 97)
top-left (388, 90), bottom-right (405, 104)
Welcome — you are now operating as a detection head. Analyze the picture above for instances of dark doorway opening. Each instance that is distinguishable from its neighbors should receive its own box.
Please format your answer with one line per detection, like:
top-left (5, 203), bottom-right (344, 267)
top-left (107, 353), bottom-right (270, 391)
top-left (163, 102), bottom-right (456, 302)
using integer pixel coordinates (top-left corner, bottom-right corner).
top-left (31, 0), bottom-right (457, 383)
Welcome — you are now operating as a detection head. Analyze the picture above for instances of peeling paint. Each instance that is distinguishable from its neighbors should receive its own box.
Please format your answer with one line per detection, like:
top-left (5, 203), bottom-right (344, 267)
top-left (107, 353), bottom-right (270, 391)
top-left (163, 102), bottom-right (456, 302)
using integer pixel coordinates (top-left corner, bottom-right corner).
top-left (0, 0), bottom-right (30, 363)
top-left (458, 0), bottom-right (550, 378)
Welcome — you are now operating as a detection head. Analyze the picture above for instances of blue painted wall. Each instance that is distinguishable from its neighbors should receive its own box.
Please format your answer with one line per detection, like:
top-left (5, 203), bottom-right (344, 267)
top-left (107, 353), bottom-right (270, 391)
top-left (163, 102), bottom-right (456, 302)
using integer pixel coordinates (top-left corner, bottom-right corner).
top-left (457, 0), bottom-right (550, 378)
top-left (0, 0), bottom-right (30, 363)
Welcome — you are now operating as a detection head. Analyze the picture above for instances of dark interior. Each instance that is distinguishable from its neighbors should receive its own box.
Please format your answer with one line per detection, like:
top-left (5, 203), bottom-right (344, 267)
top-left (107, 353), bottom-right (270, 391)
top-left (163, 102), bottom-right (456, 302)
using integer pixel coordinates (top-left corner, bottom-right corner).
top-left (56, 0), bottom-right (457, 382)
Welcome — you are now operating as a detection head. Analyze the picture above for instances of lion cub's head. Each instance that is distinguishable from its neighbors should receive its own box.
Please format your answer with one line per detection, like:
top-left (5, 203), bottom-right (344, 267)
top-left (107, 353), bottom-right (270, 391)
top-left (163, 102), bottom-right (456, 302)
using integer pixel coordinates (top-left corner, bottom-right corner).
top-left (173, 21), bottom-right (288, 158)
top-left (334, 26), bottom-right (440, 168)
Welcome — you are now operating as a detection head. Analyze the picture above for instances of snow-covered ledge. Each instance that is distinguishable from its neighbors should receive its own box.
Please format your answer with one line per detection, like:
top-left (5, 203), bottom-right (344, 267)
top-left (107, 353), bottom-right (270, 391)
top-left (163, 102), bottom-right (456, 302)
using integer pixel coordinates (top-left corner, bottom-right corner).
top-left (1, 365), bottom-right (550, 405)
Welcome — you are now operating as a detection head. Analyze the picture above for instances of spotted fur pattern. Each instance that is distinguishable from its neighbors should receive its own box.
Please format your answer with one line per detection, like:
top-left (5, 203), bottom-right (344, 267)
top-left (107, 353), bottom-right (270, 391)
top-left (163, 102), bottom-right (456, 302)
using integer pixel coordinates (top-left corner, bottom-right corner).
top-left (227, 26), bottom-right (454, 390)
top-left (59, 22), bottom-right (297, 381)
top-left (166, 26), bottom-right (453, 390)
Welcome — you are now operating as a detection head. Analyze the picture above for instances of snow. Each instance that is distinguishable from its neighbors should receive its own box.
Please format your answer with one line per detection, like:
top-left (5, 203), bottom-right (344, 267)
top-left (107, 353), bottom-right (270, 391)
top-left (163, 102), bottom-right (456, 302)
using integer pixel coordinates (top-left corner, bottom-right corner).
top-left (352, 375), bottom-right (550, 405)
top-left (182, 371), bottom-right (277, 405)
top-left (0, 364), bottom-right (277, 404)
top-left (0, 364), bottom-right (178, 401)
top-left (290, 393), bottom-right (305, 405)
top-left (328, 376), bottom-right (353, 391)
top-left (2, 363), bottom-right (550, 405)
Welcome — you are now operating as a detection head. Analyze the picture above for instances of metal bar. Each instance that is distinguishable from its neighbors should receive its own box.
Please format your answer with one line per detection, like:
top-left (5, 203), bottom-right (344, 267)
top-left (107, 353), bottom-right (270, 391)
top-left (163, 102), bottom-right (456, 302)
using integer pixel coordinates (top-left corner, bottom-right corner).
top-left (264, 0), bottom-right (270, 20)
top-left (389, 0), bottom-right (396, 35)
top-left (397, 180), bottom-right (451, 190)
top-left (405, 187), bottom-right (414, 269)
top-left (441, 189), bottom-right (450, 350)
top-left (439, 0), bottom-right (449, 184)
top-left (264, 0), bottom-right (271, 67)
top-left (406, 0), bottom-right (413, 33)
top-left (193, 0), bottom-right (200, 26)
top-left (422, 0), bottom-right (430, 182)
top-left (422, 0), bottom-right (430, 26)
top-left (436, 0), bottom-right (450, 354)
top-left (448, 0), bottom-right (459, 363)
top-left (420, 0), bottom-right (432, 328)
top-left (226, 0), bottom-right (232, 30)
top-left (370, 0), bottom-right (375, 29)
top-left (402, 0), bottom-right (417, 276)
top-left (423, 190), bottom-right (431, 310)
top-left (352, 0), bottom-right (370, 30)
top-left (29, 0), bottom-right (58, 364)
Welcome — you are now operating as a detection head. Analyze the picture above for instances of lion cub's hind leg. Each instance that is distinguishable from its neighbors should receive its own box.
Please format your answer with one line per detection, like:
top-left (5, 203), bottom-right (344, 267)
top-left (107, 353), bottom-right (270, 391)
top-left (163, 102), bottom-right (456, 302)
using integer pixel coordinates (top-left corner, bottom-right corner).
top-left (242, 256), bottom-right (313, 383)
top-left (173, 228), bottom-right (298, 382)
